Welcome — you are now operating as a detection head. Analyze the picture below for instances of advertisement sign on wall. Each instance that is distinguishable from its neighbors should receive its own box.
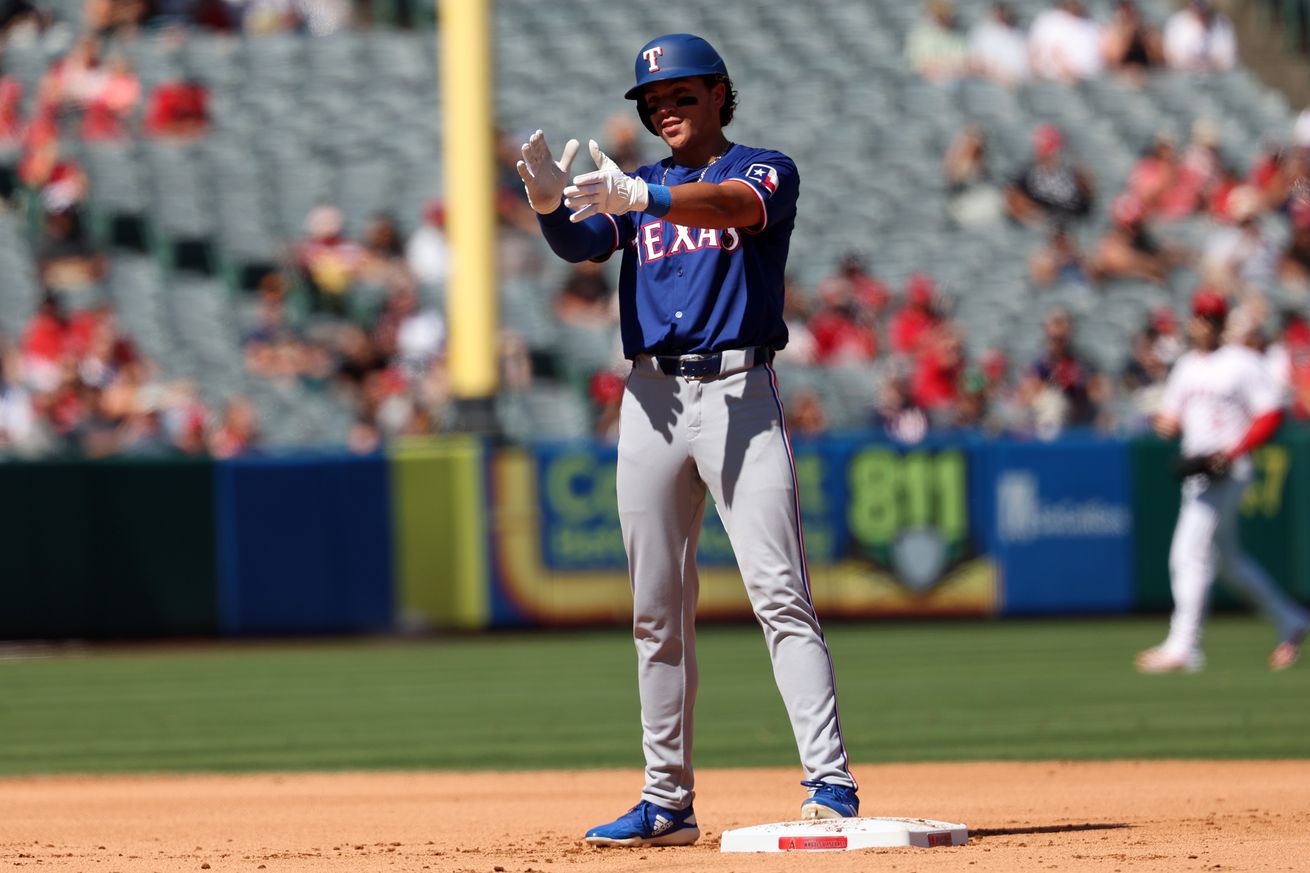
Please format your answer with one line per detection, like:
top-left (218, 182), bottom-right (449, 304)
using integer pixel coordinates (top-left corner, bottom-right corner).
top-left (992, 440), bottom-right (1134, 614)
top-left (488, 437), bottom-right (999, 626)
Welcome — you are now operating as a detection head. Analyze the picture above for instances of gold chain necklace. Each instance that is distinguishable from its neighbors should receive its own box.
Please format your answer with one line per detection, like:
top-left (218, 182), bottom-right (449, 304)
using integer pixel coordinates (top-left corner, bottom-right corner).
top-left (661, 143), bottom-right (732, 185)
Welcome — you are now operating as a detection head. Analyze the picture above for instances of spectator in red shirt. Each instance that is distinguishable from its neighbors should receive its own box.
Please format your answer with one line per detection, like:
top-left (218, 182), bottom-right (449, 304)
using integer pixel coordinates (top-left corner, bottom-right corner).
top-left (807, 273), bottom-right (877, 365)
top-left (1247, 139), bottom-right (1280, 185)
top-left (834, 253), bottom-right (891, 315)
top-left (144, 79), bottom-right (209, 140)
top-left (1245, 138), bottom-right (1299, 209)
top-left (41, 36), bottom-right (109, 112)
top-left (0, 76), bottom-right (20, 141)
top-left (81, 54), bottom-right (140, 142)
top-left (1127, 134), bottom-right (1178, 211)
top-left (888, 273), bottom-right (942, 356)
top-left (589, 369), bottom-right (625, 443)
top-left (22, 294), bottom-right (114, 364)
top-left (911, 322), bottom-right (965, 414)
top-left (1126, 124), bottom-right (1219, 223)
top-left (1205, 161), bottom-right (1242, 222)
top-left (67, 307), bottom-right (107, 362)
top-left (21, 294), bottom-right (69, 392)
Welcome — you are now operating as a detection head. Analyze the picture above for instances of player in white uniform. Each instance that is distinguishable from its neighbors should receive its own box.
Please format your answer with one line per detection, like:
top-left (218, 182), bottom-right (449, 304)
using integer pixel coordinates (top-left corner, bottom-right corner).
top-left (1138, 290), bottom-right (1310, 672)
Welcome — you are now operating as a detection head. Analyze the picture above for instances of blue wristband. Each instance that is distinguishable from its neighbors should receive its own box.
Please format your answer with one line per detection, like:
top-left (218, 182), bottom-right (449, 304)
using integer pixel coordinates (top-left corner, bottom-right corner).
top-left (646, 183), bottom-right (672, 218)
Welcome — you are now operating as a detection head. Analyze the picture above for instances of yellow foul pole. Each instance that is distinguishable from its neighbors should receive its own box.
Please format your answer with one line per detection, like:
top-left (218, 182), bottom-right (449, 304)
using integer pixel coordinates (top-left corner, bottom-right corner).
top-left (439, 0), bottom-right (499, 415)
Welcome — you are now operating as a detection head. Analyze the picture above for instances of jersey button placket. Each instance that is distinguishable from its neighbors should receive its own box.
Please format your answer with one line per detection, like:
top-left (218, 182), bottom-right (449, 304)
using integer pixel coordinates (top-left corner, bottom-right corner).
top-left (671, 252), bottom-right (693, 337)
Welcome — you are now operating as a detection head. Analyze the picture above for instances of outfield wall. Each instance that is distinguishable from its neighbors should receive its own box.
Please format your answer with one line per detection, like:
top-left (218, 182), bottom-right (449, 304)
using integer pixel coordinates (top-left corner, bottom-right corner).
top-left (2, 428), bottom-right (1308, 638)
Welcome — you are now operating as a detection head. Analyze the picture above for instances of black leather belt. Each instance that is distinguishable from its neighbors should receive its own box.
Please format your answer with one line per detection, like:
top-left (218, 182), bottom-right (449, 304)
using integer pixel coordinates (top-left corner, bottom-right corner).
top-left (650, 346), bottom-right (775, 380)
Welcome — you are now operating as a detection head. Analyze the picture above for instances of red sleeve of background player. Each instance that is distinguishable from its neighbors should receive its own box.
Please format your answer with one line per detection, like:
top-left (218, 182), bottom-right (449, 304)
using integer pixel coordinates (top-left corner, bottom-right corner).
top-left (1228, 410), bottom-right (1283, 459)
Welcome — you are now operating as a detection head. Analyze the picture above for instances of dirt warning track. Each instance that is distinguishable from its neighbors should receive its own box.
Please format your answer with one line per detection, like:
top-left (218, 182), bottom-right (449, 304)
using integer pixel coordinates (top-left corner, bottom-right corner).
top-left (4, 761), bottom-right (1309, 872)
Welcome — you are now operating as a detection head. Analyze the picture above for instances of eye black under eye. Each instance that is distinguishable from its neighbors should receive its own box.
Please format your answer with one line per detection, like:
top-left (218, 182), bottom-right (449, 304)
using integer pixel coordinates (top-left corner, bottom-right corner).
top-left (675, 96), bottom-right (699, 107)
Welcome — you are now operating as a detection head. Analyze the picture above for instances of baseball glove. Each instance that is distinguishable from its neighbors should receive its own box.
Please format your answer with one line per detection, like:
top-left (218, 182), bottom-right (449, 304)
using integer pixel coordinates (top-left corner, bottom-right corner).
top-left (1173, 452), bottom-right (1232, 481)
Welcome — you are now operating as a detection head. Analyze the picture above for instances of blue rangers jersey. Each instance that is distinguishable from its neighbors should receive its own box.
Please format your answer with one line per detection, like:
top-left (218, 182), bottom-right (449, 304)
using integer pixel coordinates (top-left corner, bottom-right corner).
top-left (539, 144), bottom-right (799, 359)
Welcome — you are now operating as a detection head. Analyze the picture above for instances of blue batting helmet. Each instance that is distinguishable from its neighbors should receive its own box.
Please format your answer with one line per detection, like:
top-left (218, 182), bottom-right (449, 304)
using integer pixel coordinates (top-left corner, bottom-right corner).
top-left (625, 34), bottom-right (731, 134)
top-left (625, 33), bottom-right (728, 100)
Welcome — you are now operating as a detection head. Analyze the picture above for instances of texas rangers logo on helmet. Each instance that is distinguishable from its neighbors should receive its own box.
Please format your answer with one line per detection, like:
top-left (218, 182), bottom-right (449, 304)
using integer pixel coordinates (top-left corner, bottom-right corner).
top-left (746, 163), bottom-right (778, 195)
top-left (642, 46), bottom-right (664, 72)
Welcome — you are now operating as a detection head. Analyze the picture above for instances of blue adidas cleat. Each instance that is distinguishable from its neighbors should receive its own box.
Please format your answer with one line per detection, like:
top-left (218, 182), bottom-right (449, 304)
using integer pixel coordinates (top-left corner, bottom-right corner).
top-left (800, 780), bottom-right (860, 819)
top-left (584, 800), bottom-right (700, 847)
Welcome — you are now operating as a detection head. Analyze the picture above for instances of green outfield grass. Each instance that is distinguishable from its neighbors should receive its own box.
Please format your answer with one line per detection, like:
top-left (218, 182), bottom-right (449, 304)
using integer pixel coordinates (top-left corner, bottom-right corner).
top-left (0, 616), bottom-right (1307, 775)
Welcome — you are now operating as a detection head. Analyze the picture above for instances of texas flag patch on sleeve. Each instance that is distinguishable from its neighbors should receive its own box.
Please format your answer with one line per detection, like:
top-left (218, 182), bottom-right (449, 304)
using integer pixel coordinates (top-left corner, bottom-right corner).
top-left (745, 163), bottom-right (779, 195)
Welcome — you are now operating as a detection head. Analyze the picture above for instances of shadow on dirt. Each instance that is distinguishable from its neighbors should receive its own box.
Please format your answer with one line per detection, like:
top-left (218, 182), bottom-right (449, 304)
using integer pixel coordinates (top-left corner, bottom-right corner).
top-left (971, 822), bottom-right (1132, 839)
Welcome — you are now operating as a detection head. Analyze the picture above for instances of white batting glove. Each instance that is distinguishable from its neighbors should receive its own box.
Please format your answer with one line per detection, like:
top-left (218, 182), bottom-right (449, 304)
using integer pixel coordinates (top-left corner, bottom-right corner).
top-left (516, 130), bottom-right (580, 214)
top-left (563, 140), bottom-right (649, 223)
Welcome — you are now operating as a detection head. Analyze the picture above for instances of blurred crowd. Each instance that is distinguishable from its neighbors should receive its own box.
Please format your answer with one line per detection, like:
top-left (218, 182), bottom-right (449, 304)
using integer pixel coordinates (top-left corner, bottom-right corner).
top-left (907, 0), bottom-right (1239, 85)
top-left (0, 0), bottom-right (380, 41)
top-left (283, 200), bottom-right (451, 453)
top-left (0, 21), bottom-right (223, 457)
top-left (3, 0), bottom-right (1310, 457)
top-left (762, 253), bottom-right (1310, 445)
top-left (944, 116), bottom-right (1310, 292)
top-left (0, 195), bottom-right (456, 458)
top-left (1, 295), bottom-right (234, 456)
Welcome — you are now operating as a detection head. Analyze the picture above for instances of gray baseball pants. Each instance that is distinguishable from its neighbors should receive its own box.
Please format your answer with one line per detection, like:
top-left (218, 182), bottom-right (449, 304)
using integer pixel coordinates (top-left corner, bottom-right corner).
top-left (1163, 474), bottom-right (1309, 658)
top-left (616, 356), bottom-right (854, 812)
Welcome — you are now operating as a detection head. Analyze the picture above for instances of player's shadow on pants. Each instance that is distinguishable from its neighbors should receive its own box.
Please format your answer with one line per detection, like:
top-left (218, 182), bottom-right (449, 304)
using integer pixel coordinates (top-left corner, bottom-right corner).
top-left (627, 375), bottom-right (684, 445)
top-left (719, 384), bottom-right (777, 510)
top-left (970, 822), bottom-right (1132, 840)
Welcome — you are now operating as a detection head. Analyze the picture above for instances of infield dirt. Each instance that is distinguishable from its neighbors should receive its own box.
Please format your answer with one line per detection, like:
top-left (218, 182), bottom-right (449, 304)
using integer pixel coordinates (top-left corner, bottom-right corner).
top-left (4, 761), bottom-right (1309, 872)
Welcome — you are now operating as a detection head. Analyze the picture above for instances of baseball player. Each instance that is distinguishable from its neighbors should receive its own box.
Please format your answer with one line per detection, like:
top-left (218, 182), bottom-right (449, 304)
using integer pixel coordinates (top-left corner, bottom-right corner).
top-left (1137, 290), bottom-right (1309, 673)
top-left (515, 34), bottom-right (858, 847)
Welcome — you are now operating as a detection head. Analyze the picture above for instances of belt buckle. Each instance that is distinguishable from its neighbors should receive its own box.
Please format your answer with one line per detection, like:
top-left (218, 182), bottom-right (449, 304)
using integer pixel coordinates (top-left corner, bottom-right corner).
top-left (678, 353), bottom-right (714, 381)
